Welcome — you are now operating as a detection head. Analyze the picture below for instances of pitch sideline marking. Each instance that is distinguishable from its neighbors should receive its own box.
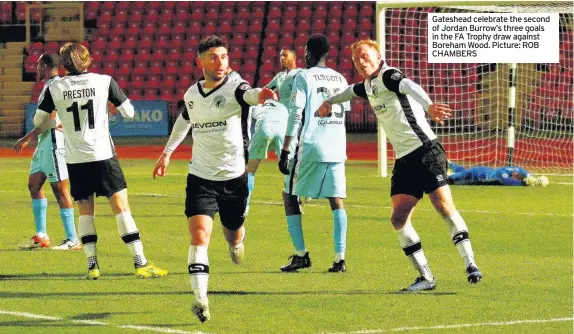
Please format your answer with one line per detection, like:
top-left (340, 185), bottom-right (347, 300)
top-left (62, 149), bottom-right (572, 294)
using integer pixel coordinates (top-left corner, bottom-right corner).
top-left (319, 317), bottom-right (574, 334)
top-left (0, 310), bottom-right (210, 334)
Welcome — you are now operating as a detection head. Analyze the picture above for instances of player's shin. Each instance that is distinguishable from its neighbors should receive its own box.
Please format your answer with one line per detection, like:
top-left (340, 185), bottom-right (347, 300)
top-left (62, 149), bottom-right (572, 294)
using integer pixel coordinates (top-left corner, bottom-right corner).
top-left (60, 208), bottom-right (77, 241)
top-left (397, 222), bottom-right (434, 281)
top-left (79, 215), bottom-right (98, 269)
top-left (32, 198), bottom-right (48, 237)
top-left (188, 245), bottom-right (209, 302)
top-left (443, 211), bottom-right (476, 268)
top-left (245, 173), bottom-right (255, 215)
top-left (116, 210), bottom-right (147, 267)
top-left (287, 215), bottom-right (306, 256)
top-left (332, 208), bottom-right (347, 262)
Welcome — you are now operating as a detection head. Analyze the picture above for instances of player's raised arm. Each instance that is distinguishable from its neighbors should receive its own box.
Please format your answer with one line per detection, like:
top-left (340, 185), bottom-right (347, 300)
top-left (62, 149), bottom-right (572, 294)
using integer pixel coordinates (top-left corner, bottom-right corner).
top-left (235, 82), bottom-right (278, 107)
top-left (153, 103), bottom-right (192, 179)
top-left (384, 68), bottom-right (452, 125)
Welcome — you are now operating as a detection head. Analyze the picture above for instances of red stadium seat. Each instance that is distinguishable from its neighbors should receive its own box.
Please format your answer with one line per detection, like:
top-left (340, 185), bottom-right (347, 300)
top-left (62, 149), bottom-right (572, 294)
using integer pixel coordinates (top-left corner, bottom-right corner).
top-left (236, 6), bottom-right (250, 20)
top-left (328, 2), bottom-right (343, 17)
top-left (314, 4), bottom-right (327, 18)
top-left (299, 4), bottom-right (312, 18)
top-left (298, 18), bottom-right (311, 32)
top-left (248, 19), bottom-right (263, 33)
top-left (266, 18), bottom-right (280, 32)
top-left (44, 42), bottom-right (59, 53)
top-left (253, 6), bottom-right (265, 19)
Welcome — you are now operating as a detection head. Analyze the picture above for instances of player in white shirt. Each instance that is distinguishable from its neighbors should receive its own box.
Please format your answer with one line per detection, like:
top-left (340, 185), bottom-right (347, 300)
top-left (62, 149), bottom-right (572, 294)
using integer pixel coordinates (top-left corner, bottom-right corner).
top-left (152, 35), bottom-right (277, 323)
top-left (245, 49), bottom-right (301, 216)
top-left (14, 53), bottom-right (79, 251)
top-left (317, 39), bottom-right (482, 291)
top-left (33, 43), bottom-right (167, 280)
top-left (278, 34), bottom-right (351, 274)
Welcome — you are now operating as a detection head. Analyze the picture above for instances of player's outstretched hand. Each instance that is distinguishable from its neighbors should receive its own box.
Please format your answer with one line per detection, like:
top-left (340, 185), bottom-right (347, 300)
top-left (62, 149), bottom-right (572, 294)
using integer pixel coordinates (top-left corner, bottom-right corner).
top-left (317, 101), bottom-right (333, 117)
top-left (13, 136), bottom-right (31, 154)
top-left (278, 149), bottom-right (290, 175)
top-left (428, 104), bottom-right (452, 124)
top-left (153, 153), bottom-right (170, 179)
top-left (258, 88), bottom-right (278, 104)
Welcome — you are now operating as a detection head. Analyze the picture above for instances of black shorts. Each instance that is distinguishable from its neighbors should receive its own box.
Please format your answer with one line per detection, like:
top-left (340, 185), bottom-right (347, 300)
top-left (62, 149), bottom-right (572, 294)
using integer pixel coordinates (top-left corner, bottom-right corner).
top-left (185, 173), bottom-right (248, 231)
top-left (67, 156), bottom-right (128, 201)
top-left (391, 140), bottom-right (448, 199)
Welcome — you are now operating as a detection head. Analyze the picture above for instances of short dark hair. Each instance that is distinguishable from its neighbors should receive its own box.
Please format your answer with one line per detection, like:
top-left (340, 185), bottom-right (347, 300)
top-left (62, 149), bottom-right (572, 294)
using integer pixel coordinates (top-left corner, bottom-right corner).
top-left (197, 35), bottom-right (228, 56)
top-left (39, 53), bottom-right (60, 69)
top-left (306, 34), bottom-right (330, 61)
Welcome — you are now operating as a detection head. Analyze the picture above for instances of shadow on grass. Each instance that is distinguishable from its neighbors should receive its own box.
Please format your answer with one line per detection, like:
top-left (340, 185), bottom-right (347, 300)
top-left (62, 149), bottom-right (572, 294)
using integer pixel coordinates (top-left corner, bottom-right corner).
top-left (0, 321), bottom-right (92, 327)
top-left (0, 273), bottom-right (134, 281)
top-left (0, 289), bottom-right (455, 299)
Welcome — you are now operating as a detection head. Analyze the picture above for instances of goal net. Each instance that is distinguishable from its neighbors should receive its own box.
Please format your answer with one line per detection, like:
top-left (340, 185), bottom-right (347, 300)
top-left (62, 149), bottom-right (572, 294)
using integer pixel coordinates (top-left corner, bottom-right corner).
top-left (376, 1), bottom-right (573, 176)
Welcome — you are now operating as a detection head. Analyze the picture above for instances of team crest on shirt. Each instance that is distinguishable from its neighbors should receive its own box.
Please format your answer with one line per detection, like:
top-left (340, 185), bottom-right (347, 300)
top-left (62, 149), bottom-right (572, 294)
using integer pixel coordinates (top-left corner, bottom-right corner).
top-left (214, 96), bottom-right (227, 109)
top-left (391, 71), bottom-right (403, 80)
top-left (187, 101), bottom-right (194, 109)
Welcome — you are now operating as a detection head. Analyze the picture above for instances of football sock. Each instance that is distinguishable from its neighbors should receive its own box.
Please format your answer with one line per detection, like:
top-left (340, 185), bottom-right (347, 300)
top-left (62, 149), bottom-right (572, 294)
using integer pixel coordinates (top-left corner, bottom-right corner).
top-left (59, 208), bottom-right (77, 242)
top-left (188, 245), bottom-right (209, 301)
top-left (333, 208), bottom-right (347, 262)
top-left (116, 210), bottom-right (147, 267)
top-left (32, 198), bottom-right (48, 238)
top-left (443, 211), bottom-right (476, 268)
top-left (397, 222), bottom-right (434, 281)
top-left (79, 215), bottom-right (98, 269)
top-left (286, 214), bottom-right (306, 256)
top-left (246, 173), bottom-right (255, 214)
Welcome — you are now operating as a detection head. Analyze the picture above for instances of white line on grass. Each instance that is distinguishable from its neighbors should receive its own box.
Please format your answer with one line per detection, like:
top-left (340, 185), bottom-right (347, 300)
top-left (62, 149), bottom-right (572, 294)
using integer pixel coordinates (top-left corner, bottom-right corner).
top-left (0, 309), bottom-right (210, 334)
top-left (320, 317), bottom-right (574, 334)
top-left (120, 325), bottom-right (203, 333)
top-left (132, 193), bottom-right (573, 218)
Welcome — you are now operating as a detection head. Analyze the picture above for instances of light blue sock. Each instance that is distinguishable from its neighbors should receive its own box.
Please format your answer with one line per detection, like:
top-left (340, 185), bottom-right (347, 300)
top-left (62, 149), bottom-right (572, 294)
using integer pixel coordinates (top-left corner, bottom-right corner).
top-left (286, 214), bottom-right (306, 254)
top-left (333, 208), bottom-right (348, 254)
top-left (246, 173), bottom-right (255, 213)
top-left (32, 198), bottom-right (48, 237)
top-left (60, 208), bottom-right (77, 242)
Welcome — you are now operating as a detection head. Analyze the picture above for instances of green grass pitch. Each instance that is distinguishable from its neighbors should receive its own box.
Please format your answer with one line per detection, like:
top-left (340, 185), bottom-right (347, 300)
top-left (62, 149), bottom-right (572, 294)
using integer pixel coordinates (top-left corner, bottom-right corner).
top-left (0, 157), bottom-right (572, 333)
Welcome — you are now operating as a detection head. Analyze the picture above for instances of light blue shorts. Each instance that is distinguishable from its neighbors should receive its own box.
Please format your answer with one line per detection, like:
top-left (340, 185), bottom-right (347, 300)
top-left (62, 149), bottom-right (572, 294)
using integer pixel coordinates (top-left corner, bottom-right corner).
top-left (29, 148), bottom-right (68, 183)
top-left (249, 121), bottom-right (285, 160)
top-left (285, 161), bottom-right (346, 199)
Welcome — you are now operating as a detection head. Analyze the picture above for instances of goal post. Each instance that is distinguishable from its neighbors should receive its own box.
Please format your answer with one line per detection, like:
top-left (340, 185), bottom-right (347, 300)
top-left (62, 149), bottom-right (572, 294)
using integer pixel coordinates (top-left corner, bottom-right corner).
top-left (375, 0), bottom-right (573, 176)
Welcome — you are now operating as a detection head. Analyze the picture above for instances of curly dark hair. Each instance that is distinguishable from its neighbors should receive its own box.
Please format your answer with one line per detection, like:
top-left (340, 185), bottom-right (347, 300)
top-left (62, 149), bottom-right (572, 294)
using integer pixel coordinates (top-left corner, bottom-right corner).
top-left (197, 35), bottom-right (228, 56)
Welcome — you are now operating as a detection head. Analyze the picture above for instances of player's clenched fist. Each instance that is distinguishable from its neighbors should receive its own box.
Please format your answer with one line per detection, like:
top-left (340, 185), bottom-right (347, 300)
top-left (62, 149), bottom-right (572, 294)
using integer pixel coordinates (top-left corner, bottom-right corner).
top-left (316, 101), bottom-right (333, 117)
top-left (258, 88), bottom-right (278, 104)
top-left (153, 153), bottom-right (170, 179)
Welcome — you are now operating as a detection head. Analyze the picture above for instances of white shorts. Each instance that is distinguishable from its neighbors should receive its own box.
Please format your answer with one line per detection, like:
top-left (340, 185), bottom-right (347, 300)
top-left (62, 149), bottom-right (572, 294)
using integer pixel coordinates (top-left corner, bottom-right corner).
top-left (285, 160), bottom-right (346, 199)
top-left (29, 148), bottom-right (68, 183)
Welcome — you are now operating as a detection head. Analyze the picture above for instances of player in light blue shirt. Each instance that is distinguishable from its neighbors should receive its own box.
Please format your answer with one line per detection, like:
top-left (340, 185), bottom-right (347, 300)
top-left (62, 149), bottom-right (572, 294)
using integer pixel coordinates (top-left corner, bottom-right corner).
top-left (448, 161), bottom-right (549, 187)
top-left (245, 50), bottom-right (301, 216)
top-left (278, 34), bottom-right (351, 273)
top-left (13, 53), bottom-right (79, 251)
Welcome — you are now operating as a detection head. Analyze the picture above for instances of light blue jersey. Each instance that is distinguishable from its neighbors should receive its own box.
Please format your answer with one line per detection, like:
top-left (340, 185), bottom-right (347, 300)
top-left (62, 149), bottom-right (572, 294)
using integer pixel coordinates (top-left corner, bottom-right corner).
top-left (36, 76), bottom-right (65, 151)
top-left (249, 100), bottom-right (291, 159)
top-left (286, 66), bottom-right (350, 162)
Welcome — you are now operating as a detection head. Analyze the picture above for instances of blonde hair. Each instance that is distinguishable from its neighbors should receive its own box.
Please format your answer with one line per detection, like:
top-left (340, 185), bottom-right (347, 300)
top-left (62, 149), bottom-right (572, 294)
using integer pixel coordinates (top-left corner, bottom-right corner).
top-left (59, 42), bottom-right (91, 74)
top-left (350, 39), bottom-right (381, 55)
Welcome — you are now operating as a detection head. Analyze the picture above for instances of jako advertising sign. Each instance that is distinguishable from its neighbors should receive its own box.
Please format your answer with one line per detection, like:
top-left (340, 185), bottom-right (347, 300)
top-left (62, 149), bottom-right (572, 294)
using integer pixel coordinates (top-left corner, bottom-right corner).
top-left (25, 101), bottom-right (169, 136)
